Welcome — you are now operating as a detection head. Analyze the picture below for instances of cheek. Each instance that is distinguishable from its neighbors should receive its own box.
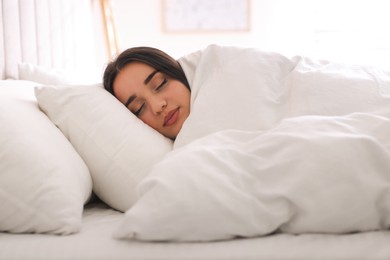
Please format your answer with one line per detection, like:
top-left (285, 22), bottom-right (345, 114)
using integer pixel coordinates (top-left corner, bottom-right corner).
top-left (171, 84), bottom-right (190, 105)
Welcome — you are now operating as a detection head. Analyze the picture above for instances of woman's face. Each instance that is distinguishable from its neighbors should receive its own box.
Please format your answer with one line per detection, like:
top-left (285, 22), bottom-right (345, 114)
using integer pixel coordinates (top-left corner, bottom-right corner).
top-left (113, 62), bottom-right (190, 139)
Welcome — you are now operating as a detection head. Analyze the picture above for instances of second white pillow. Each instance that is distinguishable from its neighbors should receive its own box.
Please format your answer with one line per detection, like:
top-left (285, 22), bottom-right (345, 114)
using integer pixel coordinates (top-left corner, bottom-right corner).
top-left (35, 84), bottom-right (173, 212)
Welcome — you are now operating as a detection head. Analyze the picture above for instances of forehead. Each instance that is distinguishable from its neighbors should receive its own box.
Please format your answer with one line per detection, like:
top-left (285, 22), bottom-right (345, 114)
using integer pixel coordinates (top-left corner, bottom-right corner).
top-left (113, 62), bottom-right (155, 98)
top-left (116, 62), bottom-right (155, 85)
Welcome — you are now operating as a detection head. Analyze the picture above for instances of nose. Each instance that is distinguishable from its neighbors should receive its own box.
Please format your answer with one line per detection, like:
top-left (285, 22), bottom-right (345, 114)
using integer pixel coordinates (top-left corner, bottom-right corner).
top-left (149, 95), bottom-right (167, 115)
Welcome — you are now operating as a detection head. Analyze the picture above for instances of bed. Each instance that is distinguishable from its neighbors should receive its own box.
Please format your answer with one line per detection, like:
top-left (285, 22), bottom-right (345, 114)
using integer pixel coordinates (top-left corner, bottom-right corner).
top-left (1, 0), bottom-right (390, 259)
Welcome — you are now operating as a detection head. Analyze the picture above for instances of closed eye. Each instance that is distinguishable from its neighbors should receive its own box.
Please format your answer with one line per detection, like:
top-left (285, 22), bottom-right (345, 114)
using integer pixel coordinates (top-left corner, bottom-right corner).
top-left (155, 77), bottom-right (168, 92)
top-left (134, 103), bottom-right (145, 117)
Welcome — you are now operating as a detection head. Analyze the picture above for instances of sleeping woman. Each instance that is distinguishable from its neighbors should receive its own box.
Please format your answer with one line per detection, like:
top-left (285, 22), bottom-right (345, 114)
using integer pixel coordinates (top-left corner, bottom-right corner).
top-left (103, 47), bottom-right (191, 140)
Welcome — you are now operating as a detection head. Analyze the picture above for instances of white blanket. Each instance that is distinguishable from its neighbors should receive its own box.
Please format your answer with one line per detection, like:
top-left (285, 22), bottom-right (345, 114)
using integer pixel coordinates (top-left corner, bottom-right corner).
top-left (176, 44), bottom-right (390, 147)
top-left (114, 45), bottom-right (390, 242)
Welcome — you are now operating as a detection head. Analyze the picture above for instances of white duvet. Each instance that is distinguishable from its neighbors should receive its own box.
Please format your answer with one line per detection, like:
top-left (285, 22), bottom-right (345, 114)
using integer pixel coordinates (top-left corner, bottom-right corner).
top-left (115, 45), bottom-right (390, 242)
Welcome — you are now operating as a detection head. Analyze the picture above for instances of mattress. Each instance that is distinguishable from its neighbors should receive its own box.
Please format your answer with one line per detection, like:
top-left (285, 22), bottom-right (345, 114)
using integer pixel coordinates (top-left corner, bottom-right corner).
top-left (0, 200), bottom-right (389, 260)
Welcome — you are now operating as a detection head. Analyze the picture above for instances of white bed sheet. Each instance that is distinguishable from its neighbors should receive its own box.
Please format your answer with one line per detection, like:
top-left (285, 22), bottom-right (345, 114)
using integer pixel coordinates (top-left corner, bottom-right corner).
top-left (1, 201), bottom-right (389, 260)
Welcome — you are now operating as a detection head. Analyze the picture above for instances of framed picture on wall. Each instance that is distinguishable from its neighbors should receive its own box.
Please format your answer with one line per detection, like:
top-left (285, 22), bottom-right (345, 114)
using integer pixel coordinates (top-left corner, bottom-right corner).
top-left (162, 0), bottom-right (251, 32)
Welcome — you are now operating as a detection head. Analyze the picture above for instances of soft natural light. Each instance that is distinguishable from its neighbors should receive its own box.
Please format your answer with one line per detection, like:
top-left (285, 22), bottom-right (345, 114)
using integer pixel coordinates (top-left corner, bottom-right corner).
top-left (111, 0), bottom-right (390, 69)
top-left (308, 0), bottom-right (390, 68)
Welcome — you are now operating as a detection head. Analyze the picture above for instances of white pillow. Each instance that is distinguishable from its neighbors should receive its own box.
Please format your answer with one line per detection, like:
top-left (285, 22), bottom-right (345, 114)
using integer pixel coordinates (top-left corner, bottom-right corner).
top-left (0, 83), bottom-right (92, 235)
top-left (34, 84), bottom-right (173, 212)
top-left (18, 62), bottom-right (100, 85)
top-left (18, 63), bottom-right (72, 85)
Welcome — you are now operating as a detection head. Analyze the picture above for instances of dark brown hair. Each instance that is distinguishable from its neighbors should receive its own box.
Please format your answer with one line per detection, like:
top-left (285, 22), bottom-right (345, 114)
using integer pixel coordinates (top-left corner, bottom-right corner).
top-left (103, 46), bottom-right (190, 96)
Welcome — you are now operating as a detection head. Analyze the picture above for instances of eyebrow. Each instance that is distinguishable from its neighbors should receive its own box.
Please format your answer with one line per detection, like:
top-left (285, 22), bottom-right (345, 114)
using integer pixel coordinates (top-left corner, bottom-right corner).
top-left (144, 70), bottom-right (159, 85)
top-left (124, 70), bottom-right (159, 108)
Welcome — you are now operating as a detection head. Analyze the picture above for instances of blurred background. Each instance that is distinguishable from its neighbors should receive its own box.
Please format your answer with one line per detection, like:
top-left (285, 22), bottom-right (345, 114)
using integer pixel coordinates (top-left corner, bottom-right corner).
top-left (105, 0), bottom-right (390, 68)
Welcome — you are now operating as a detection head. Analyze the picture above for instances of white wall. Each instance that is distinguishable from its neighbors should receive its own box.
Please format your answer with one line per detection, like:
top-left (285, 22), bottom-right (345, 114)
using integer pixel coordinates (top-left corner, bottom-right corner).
top-left (111, 0), bottom-right (390, 68)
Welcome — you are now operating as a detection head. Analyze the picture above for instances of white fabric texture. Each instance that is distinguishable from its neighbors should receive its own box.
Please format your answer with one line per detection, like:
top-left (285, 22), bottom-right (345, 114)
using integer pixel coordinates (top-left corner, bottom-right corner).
top-left (34, 84), bottom-right (173, 212)
top-left (18, 62), bottom-right (101, 85)
top-left (115, 45), bottom-right (390, 241)
top-left (175, 44), bottom-right (390, 147)
top-left (288, 57), bottom-right (390, 118)
top-left (0, 82), bottom-right (92, 235)
top-left (18, 62), bottom-right (72, 85)
top-left (2, 203), bottom-right (390, 260)
top-left (175, 44), bottom-right (298, 148)
top-left (115, 113), bottom-right (390, 241)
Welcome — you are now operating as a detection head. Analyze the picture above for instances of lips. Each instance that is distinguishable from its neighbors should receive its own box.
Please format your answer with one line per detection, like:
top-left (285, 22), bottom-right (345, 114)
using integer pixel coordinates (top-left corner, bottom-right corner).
top-left (164, 107), bottom-right (180, 127)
